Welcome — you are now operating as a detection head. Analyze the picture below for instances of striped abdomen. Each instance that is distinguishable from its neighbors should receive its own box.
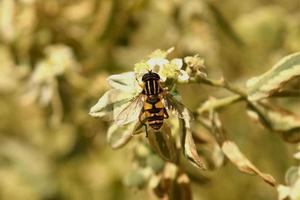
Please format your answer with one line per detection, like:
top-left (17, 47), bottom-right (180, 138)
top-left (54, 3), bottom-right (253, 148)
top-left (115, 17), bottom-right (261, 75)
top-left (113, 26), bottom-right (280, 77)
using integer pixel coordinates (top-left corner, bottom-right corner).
top-left (143, 96), bottom-right (165, 130)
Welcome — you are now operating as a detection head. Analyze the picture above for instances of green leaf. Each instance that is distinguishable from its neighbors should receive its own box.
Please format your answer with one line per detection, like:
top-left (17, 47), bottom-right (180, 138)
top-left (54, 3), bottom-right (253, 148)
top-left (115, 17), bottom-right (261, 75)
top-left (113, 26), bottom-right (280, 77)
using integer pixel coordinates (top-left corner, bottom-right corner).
top-left (247, 102), bottom-right (300, 143)
top-left (107, 122), bottom-right (138, 149)
top-left (181, 119), bottom-right (207, 170)
top-left (148, 124), bottom-right (178, 163)
top-left (247, 52), bottom-right (300, 101)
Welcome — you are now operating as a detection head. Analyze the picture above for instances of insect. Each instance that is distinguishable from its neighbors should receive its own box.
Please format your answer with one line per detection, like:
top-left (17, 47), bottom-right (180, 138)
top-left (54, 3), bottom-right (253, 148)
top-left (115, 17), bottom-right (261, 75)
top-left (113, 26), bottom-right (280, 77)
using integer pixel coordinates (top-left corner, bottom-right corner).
top-left (115, 71), bottom-right (192, 135)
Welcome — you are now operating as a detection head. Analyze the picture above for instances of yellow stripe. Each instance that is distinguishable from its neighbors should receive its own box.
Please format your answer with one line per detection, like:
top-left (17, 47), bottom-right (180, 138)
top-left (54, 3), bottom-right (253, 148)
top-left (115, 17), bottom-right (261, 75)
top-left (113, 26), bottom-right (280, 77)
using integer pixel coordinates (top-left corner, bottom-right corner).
top-left (146, 81), bottom-right (150, 94)
top-left (153, 80), bottom-right (156, 94)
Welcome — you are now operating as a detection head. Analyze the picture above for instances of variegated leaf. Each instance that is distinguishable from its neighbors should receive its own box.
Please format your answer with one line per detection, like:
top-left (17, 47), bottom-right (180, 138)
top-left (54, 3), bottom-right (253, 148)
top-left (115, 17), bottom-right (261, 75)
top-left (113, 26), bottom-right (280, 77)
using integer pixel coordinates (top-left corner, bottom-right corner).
top-left (247, 102), bottom-right (300, 143)
top-left (222, 141), bottom-right (276, 187)
top-left (247, 52), bottom-right (300, 101)
top-left (148, 124), bottom-right (178, 163)
top-left (181, 119), bottom-right (207, 170)
top-left (210, 112), bottom-right (276, 186)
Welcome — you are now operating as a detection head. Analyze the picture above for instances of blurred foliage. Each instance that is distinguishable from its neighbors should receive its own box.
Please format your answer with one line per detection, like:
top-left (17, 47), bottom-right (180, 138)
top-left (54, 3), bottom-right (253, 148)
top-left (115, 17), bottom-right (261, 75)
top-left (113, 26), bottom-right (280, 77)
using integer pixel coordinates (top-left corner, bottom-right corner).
top-left (0, 0), bottom-right (299, 200)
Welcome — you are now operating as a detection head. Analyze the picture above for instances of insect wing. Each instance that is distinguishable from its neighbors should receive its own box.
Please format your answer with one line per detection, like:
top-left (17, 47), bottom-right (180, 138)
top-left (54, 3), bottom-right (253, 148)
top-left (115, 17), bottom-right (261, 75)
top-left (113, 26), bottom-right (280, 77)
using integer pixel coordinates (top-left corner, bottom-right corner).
top-left (115, 94), bottom-right (144, 126)
top-left (163, 92), bottom-right (194, 121)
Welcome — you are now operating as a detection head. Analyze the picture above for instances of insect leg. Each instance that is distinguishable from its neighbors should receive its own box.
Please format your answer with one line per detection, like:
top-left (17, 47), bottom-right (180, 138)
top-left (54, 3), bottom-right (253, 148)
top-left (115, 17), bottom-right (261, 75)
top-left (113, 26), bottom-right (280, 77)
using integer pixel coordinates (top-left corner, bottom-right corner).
top-left (144, 124), bottom-right (149, 137)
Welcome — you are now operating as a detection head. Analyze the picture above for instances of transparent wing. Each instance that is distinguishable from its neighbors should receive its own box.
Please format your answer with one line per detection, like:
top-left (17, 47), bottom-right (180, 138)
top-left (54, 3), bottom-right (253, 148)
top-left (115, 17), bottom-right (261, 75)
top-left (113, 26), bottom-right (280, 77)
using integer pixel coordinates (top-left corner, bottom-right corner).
top-left (115, 94), bottom-right (144, 126)
top-left (162, 91), bottom-right (194, 121)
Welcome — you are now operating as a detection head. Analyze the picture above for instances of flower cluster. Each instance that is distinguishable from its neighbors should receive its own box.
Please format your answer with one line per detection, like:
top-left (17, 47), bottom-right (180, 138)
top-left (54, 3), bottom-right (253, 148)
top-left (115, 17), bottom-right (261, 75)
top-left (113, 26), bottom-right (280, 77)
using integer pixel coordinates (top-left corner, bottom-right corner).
top-left (134, 48), bottom-right (189, 83)
top-left (89, 48), bottom-right (196, 149)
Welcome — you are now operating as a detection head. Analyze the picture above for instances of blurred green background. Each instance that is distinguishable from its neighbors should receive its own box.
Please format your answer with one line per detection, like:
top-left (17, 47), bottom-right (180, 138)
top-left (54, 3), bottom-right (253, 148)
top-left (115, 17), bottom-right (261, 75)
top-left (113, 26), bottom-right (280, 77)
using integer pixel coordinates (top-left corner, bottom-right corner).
top-left (0, 0), bottom-right (299, 199)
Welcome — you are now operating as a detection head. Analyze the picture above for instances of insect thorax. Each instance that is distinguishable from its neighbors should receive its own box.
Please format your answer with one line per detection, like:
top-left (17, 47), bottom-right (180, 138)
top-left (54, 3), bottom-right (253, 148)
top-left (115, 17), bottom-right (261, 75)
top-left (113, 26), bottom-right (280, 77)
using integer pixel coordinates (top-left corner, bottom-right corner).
top-left (142, 72), bottom-right (161, 95)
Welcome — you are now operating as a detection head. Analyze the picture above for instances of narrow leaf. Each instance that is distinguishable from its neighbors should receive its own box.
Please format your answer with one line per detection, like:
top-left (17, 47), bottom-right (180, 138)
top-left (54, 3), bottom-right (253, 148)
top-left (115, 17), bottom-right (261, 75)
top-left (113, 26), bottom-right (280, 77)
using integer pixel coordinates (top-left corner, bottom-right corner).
top-left (247, 52), bottom-right (300, 101)
top-left (181, 119), bottom-right (207, 170)
top-left (210, 111), bottom-right (276, 186)
top-left (148, 124), bottom-right (178, 163)
top-left (222, 140), bottom-right (277, 186)
top-left (247, 102), bottom-right (300, 143)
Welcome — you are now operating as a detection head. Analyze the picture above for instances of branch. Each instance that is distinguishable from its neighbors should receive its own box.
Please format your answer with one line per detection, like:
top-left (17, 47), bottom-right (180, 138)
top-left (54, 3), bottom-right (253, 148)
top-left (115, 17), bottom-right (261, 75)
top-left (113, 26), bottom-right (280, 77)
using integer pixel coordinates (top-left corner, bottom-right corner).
top-left (190, 77), bottom-right (247, 97)
top-left (271, 90), bottom-right (300, 98)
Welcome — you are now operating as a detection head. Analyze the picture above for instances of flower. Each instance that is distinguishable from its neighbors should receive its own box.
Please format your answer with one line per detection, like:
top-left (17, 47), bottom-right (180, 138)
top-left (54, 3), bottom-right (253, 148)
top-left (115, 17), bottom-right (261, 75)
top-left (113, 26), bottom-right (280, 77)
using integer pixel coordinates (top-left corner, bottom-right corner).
top-left (89, 72), bottom-right (141, 119)
top-left (89, 71), bottom-right (143, 149)
top-left (134, 48), bottom-right (190, 83)
top-left (184, 54), bottom-right (207, 79)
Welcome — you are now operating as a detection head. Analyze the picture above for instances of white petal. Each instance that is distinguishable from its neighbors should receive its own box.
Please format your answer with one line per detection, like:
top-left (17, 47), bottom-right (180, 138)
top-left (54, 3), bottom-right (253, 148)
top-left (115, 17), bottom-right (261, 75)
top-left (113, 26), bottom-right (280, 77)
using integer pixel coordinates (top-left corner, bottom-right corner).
top-left (89, 89), bottom-right (131, 118)
top-left (178, 70), bottom-right (189, 82)
top-left (171, 58), bottom-right (183, 70)
top-left (107, 72), bottom-right (140, 93)
top-left (147, 58), bottom-right (169, 68)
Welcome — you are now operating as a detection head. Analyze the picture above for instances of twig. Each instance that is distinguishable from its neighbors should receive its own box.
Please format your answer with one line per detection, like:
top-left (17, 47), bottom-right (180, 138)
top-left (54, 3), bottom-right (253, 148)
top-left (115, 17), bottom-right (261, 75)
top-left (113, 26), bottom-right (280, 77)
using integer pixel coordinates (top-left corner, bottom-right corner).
top-left (271, 90), bottom-right (300, 98)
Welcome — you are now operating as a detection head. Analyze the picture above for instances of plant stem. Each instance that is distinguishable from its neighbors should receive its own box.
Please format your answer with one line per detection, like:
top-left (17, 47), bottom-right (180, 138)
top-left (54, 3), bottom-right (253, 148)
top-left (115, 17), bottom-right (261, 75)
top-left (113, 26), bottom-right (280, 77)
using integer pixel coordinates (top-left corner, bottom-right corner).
top-left (271, 90), bottom-right (300, 98)
top-left (191, 77), bottom-right (247, 97)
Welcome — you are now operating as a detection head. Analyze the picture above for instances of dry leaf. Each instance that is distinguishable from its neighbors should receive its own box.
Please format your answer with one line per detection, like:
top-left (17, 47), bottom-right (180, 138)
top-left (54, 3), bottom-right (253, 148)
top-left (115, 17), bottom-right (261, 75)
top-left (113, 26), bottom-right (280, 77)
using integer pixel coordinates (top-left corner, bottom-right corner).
top-left (210, 111), bottom-right (276, 186)
top-left (181, 119), bottom-right (207, 170)
top-left (222, 140), bottom-right (277, 186)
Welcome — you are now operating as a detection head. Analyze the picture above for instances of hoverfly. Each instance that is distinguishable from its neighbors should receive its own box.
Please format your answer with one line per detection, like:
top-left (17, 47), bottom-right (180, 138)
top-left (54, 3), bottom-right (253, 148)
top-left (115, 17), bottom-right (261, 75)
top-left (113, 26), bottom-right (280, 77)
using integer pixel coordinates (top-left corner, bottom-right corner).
top-left (115, 71), bottom-right (192, 135)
